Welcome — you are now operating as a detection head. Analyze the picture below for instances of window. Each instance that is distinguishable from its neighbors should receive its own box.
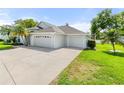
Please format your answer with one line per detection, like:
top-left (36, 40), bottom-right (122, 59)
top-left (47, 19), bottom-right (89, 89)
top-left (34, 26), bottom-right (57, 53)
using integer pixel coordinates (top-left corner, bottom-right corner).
top-left (34, 35), bottom-right (51, 38)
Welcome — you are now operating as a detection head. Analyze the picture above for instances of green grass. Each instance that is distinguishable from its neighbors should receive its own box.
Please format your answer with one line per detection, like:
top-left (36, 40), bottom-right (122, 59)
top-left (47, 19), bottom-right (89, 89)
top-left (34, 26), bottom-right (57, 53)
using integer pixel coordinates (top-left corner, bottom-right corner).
top-left (52, 44), bottom-right (124, 85)
top-left (0, 42), bottom-right (4, 45)
top-left (0, 41), bottom-right (13, 50)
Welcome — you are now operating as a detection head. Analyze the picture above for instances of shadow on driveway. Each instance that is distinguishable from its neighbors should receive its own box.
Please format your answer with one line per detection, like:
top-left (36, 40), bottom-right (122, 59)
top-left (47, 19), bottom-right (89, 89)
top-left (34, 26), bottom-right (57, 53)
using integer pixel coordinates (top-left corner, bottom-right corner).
top-left (19, 46), bottom-right (57, 52)
top-left (17, 45), bottom-right (82, 53)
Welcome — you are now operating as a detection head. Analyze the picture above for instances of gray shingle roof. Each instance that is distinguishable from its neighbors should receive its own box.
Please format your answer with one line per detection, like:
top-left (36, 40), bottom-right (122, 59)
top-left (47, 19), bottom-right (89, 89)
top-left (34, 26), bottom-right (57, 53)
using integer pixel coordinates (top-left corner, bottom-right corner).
top-left (59, 26), bottom-right (85, 35)
top-left (29, 21), bottom-right (85, 35)
top-left (32, 26), bottom-right (64, 34)
top-left (37, 21), bottom-right (54, 29)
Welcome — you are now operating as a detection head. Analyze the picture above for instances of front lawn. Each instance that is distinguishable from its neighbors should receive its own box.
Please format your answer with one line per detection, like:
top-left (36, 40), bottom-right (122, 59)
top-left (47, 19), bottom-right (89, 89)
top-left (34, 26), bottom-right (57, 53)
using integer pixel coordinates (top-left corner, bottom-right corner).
top-left (0, 42), bottom-right (4, 45)
top-left (52, 44), bottom-right (124, 85)
top-left (0, 42), bottom-right (13, 50)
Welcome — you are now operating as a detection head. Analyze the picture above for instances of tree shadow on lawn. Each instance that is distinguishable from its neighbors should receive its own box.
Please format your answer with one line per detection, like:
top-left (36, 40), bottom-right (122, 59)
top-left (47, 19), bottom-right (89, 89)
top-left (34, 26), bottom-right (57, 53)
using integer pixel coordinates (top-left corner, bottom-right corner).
top-left (103, 51), bottom-right (124, 57)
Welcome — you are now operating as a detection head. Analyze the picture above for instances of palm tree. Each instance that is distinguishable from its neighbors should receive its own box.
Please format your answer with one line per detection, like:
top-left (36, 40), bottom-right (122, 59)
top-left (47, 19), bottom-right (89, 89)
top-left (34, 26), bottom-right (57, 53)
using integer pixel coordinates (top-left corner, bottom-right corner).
top-left (101, 29), bottom-right (123, 54)
top-left (12, 24), bottom-right (29, 45)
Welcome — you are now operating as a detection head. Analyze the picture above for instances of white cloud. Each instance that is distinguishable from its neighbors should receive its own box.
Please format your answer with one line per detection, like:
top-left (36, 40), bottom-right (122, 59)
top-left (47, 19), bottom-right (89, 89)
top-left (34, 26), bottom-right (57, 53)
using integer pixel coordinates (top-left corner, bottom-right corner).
top-left (0, 10), bottom-right (13, 25)
top-left (0, 13), bottom-right (8, 16)
top-left (20, 16), bottom-right (39, 20)
top-left (42, 16), bottom-right (50, 20)
top-left (70, 22), bottom-right (91, 32)
top-left (21, 16), bottom-right (51, 22)
top-left (0, 20), bottom-right (13, 25)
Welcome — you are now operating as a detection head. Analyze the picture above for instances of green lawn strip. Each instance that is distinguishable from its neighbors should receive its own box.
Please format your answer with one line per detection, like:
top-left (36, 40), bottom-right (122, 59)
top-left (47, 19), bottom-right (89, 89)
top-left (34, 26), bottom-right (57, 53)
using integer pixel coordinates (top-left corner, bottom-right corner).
top-left (0, 41), bottom-right (13, 50)
top-left (0, 42), bottom-right (4, 45)
top-left (0, 45), bottom-right (13, 50)
top-left (52, 44), bottom-right (124, 85)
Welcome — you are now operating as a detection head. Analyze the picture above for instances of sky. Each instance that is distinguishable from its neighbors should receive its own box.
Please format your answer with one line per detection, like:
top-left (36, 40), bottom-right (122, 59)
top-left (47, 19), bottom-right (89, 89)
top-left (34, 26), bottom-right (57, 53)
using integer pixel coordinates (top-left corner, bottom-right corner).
top-left (0, 8), bottom-right (124, 32)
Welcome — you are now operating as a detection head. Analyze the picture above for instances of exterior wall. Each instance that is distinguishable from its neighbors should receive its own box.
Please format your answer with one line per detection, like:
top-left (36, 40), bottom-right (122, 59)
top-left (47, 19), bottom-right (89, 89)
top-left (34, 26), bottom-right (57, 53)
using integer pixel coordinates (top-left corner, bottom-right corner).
top-left (54, 34), bottom-right (65, 48)
top-left (64, 35), bottom-right (68, 47)
top-left (30, 34), bottom-right (34, 46)
top-left (17, 36), bottom-right (25, 44)
top-left (67, 35), bottom-right (87, 49)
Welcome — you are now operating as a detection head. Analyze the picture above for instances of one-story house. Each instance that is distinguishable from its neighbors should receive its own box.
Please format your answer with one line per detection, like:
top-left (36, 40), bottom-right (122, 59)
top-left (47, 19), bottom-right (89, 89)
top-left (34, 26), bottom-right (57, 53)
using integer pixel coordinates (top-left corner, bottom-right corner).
top-left (29, 22), bottom-right (89, 49)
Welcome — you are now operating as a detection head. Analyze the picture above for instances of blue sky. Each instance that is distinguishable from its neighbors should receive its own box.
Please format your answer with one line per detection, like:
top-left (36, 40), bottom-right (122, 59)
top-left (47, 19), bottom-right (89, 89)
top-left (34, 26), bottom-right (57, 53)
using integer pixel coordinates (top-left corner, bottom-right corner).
top-left (0, 8), bottom-right (124, 32)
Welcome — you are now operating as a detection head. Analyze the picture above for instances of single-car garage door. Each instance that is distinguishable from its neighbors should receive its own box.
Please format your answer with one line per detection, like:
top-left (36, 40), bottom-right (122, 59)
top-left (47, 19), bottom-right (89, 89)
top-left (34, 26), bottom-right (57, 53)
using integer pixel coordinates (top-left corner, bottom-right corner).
top-left (67, 35), bottom-right (87, 49)
top-left (30, 35), bottom-right (53, 48)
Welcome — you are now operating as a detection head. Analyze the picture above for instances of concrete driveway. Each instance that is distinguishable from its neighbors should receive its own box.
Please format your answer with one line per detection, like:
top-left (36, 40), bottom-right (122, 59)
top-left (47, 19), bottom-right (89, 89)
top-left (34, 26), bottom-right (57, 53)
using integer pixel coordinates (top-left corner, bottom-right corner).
top-left (0, 46), bottom-right (81, 85)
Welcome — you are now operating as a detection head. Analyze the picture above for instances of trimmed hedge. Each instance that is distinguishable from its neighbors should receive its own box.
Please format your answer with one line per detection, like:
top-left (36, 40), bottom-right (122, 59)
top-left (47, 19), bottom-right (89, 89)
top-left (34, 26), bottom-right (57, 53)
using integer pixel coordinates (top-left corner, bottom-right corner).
top-left (0, 39), bottom-right (4, 42)
top-left (0, 41), bottom-right (13, 50)
top-left (87, 40), bottom-right (96, 50)
top-left (0, 42), bottom-right (4, 45)
top-left (0, 45), bottom-right (13, 50)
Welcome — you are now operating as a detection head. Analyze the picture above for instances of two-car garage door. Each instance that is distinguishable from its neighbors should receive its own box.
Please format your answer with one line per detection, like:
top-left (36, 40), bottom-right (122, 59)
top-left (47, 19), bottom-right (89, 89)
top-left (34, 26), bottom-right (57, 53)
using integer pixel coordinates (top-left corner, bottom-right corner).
top-left (30, 35), bottom-right (53, 48)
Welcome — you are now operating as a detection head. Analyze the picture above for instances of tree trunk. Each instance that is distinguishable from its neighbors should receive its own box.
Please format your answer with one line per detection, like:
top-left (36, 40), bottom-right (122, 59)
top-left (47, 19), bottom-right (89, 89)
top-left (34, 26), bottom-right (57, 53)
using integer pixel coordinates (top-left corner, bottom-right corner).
top-left (111, 42), bottom-right (116, 55)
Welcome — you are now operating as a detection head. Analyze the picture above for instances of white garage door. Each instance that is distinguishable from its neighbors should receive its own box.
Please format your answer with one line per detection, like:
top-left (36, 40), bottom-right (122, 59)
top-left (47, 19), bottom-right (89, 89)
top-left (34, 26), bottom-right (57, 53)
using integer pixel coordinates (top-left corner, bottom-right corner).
top-left (31, 35), bottom-right (53, 48)
top-left (68, 35), bottom-right (87, 49)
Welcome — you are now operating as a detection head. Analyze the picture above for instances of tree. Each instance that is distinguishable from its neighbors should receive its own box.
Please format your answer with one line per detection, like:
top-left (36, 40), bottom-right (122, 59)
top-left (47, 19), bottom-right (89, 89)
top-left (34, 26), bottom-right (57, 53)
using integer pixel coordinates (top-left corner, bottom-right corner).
top-left (15, 19), bottom-right (38, 28)
top-left (102, 29), bottom-right (120, 54)
top-left (14, 19), bottom-right (38, 45)
top-left (12, 24), bottom-right (29, 45)
top-left (115, 12), bottom-right (124, 35)
top-left (91, 9), bottom-right (124, 53)
top-left (91, 9), bottom-right (113, 39)
top-left (91, 17), bottom-right (99, 40)
top-left (0, 25), bottom-right (12, 36)
top-left (0, 25), bottom-right (13, 42)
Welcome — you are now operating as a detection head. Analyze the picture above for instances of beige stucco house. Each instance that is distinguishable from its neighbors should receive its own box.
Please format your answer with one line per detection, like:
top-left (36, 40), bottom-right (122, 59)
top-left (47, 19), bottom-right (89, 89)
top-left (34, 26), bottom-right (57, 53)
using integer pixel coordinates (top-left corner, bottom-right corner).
top-left (28, 22), bottom-right (88, 49)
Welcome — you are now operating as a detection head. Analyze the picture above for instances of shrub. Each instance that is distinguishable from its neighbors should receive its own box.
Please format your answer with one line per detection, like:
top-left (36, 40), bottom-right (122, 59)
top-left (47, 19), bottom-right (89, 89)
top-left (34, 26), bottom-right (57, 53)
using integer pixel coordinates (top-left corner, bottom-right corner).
top-left (12, 42), bottom-right (23, 45)
top-left (0, 42), bottom-right (4, 45)
top-left (0, 39), bottom-right (4, 41)
top-left (0, 45), bottom-right (13, 50)
top-left (87, 40), bottom-right (96, 50)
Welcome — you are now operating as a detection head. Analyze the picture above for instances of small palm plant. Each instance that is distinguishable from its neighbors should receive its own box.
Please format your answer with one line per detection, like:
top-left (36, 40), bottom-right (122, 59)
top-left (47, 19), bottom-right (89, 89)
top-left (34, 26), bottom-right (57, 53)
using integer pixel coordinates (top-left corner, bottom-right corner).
top-left (101, 29), bottom-right (124, 54)
top-left (12, 24), bottom-right (29, 45)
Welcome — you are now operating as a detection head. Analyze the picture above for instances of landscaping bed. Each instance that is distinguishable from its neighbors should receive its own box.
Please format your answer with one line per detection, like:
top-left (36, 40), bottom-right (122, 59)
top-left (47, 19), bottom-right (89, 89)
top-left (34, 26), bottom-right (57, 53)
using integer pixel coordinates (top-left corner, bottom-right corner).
top-left (51, 44), bottom-right (124, 85)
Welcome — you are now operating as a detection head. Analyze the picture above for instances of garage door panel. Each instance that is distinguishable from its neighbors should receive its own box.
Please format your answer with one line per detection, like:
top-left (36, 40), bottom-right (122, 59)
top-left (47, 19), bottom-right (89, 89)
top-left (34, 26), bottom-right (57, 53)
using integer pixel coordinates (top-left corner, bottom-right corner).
top-left (31, 35), bottom-right (53, 48)
top-left (68, 35), bottom-right (86, 49)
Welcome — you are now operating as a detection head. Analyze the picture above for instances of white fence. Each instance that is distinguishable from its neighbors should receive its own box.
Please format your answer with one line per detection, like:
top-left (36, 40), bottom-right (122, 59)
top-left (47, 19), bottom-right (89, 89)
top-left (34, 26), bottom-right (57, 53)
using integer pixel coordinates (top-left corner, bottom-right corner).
top-left (96, 40), bottom-right (101, 44)
top-left (119, 36), bottom-right (124, 43)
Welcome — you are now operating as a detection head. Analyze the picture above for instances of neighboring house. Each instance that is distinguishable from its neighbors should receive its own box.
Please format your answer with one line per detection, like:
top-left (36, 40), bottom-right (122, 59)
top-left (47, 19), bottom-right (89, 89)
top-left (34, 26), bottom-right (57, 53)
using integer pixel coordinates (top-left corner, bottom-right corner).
top-left (29, 22), bottom-right (89, 49)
